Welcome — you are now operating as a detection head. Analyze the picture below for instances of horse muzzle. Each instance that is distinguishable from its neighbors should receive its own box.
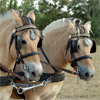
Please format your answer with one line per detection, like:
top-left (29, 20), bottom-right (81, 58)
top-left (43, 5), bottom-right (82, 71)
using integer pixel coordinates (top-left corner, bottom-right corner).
top-left (22, 61), bottom-right (43, 81)
top-left (78, 66), bottom-right (95, 81)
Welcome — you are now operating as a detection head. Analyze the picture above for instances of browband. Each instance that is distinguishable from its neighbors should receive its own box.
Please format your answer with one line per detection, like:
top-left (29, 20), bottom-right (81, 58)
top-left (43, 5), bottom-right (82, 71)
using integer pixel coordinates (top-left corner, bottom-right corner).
top-left (16, 25), bottom-right (37, 32)
top-left (71, 33), bottom-right (90, 38)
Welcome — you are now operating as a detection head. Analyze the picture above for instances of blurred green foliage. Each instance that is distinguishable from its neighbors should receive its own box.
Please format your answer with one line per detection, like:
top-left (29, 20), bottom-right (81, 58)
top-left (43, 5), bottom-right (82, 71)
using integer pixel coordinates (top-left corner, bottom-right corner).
top-left (0, 0), bottom-right (100, 40)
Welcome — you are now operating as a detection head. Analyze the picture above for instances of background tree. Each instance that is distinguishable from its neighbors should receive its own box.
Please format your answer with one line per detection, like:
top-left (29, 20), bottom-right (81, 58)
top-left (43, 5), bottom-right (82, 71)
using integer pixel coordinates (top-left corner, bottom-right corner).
top-left (19, 0), bottom-right (35, 15)
top-left (36, 0), bottom-right (70, 30)
top-left (8, 0), bottom-right (18, 9)
top-left (0, 0), bottom-right (9, 13)
top-left (0, 0), bottom-right (99, 41)
top-left (67, 0), bottom-right (100, 40)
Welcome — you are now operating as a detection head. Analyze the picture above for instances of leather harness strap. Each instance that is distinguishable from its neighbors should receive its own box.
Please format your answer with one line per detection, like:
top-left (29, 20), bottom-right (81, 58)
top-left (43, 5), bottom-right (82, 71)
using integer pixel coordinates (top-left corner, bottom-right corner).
top-left (40, 48), bottom-right (59, 72)
top-left (13, 72), bottom-right (65, 99)
top-left (0, 76), bottom-right (15, 86)
top-left (40, 60), bottom-right (78, 75)
top-left (39, 72), bottom-right (65, 82)
top-left (0, 63), bottom-right (28, 81)
top-left (13, 88), bottom-right (25, 99)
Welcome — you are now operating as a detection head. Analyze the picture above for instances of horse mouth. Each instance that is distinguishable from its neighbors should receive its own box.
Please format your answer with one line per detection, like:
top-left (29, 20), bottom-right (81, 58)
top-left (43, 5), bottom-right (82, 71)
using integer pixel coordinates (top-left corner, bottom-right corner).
top-left (29, 77), bottom-right (40, 82)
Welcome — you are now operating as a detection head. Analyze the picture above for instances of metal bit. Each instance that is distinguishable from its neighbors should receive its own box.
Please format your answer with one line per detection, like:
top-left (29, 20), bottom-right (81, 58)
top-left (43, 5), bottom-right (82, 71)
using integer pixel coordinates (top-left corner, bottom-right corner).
top-left (17, 80), bottom-right (45, 94)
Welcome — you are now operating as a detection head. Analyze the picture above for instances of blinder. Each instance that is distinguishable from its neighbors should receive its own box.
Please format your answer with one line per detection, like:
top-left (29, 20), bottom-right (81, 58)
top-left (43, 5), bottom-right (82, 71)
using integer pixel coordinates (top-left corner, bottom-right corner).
top-left (17, 35), bottom-right (22, 49)
top-left (71, 38), bottom-right (96, 53)
top-left (71, 39), bottom-right (79, 53)
top-left (38, 38), bottom-right (42, 48)
top-left (90, 39), bottom-right (96, 53)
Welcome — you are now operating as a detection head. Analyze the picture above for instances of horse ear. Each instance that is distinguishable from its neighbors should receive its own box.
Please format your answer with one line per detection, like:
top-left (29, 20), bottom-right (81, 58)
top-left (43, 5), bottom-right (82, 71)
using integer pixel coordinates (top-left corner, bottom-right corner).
top-left (17, 10), bottom-right (23, 18)
top-left (68, 20), bottom-right (76, 34)
top-left (84, 21), bottom-right (91, 33)
top-left (27, 10), bottom-right (35, 22)
top-left (74, 19), bottom-right (81, 26)
top-left (11, 9), bottom-right (23, 27)
top-left (68, 18), bottom-right (82, 26)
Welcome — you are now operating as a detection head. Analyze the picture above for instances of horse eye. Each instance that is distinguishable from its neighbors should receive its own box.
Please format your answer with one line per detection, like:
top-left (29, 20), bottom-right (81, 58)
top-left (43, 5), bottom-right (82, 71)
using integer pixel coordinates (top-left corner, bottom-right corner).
top-left (22, 40), bottom-right (27, 45)
top-left (78, 45), bottom-right (80, 49)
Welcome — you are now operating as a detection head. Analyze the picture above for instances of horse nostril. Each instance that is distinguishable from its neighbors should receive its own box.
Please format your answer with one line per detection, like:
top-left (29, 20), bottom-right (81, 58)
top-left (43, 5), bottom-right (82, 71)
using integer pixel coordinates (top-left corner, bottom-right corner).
top-left (90, 74), bottom-right (94, 78)
top-left (84, 72), bottom-right (89, 78)
top-left (31, 72), bottom-right (36, 77)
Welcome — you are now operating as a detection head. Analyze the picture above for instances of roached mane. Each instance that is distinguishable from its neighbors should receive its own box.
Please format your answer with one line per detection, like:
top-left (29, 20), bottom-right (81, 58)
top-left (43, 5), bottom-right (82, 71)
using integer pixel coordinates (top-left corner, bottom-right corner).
top-left (0, 10), bottom-right (13, 26)
top-left (42, 18), bottom-right (82, 36)
top-left (42, 18), bottom-right (69, 36)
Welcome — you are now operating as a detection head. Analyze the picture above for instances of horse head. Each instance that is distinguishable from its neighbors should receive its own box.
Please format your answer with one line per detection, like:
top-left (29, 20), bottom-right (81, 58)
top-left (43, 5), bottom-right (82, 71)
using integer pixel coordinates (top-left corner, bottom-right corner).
top-left (9, 10), bottom-right (43, 81)
top-left (67, 20), bottom-right (96, 81)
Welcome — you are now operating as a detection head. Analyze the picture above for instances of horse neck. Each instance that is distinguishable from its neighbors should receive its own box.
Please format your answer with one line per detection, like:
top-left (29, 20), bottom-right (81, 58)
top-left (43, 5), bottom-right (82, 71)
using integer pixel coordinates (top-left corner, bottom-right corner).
top-left (41, 26), bottom-right (71, 73)
top-left (0, 18), bottom-right (15, 73)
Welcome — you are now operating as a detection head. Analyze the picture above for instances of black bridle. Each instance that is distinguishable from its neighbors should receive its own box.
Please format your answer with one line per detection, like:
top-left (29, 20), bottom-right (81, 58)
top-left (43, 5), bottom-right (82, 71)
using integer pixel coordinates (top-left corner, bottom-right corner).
top-left (66, 33), bottom-right (92, 68)
top-left (0, 19), bottom-right (40, 86)
top-left (9, 24), bottom-right (39, 71)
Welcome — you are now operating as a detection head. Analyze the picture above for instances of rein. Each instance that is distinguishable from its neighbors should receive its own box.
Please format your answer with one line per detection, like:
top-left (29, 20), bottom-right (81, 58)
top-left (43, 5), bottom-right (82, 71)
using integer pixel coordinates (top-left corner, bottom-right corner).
top-left (40, 60), bottom-right (78, 75)
top-left (0, 63), bottom-right (27, 81)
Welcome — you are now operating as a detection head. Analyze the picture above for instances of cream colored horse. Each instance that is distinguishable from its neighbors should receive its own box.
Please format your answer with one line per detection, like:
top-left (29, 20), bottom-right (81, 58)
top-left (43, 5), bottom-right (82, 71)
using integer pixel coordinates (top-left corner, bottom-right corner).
top-left (11, 18), bottom-right (95, 100)
top-left (0, 10), bottom-right (43, 100)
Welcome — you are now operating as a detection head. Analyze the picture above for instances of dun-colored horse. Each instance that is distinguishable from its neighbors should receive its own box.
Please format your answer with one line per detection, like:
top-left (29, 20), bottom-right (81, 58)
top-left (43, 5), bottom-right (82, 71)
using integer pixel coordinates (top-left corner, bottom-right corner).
top-left (11, 18), bottom-right (96, 100)
top-left (0, 10), bottom-right (43, 100)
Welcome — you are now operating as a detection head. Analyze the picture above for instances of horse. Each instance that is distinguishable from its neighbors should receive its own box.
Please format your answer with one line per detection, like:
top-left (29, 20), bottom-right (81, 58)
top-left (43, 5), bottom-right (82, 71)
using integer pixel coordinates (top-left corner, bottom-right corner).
top-left (11, 18), bottom-right (96, 100)
top-left (0, 9), bottom-right (43, 100)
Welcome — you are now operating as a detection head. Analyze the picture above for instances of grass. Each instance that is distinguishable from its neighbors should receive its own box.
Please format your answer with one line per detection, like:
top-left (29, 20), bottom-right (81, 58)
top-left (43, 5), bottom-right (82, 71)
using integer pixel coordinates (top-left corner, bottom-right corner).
top-left (10, 45), bottom-right (100, 100)
top-left (56, 45), bottom-right (100, 100)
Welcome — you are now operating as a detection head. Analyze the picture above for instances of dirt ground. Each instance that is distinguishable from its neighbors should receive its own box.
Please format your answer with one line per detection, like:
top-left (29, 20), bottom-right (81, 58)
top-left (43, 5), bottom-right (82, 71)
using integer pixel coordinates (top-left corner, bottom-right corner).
top-left (10, 45), bottom-right (100, 100)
